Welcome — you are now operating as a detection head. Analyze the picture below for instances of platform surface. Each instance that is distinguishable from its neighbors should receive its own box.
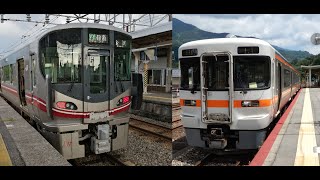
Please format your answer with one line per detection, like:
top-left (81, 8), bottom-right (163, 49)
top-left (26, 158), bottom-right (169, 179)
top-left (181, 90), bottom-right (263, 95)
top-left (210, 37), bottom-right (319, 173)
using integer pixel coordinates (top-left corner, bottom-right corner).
top-left (250, 88), bottom-right (320, 166)
top-left (0, 96), bottom-right (71, 166)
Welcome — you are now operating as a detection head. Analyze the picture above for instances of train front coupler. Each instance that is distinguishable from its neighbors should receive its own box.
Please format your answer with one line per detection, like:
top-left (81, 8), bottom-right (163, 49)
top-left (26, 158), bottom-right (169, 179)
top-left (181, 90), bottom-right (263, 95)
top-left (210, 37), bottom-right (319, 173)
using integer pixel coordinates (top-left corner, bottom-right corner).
top-left (90, 124), bottom-right (112, 154)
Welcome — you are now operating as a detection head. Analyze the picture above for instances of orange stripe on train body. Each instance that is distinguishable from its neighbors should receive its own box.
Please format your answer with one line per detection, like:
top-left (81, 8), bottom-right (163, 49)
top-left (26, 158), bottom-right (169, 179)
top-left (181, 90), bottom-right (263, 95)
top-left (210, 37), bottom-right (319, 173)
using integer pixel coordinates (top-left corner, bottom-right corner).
top-left (275, 54), bottom-right (299, 74)
top-left (180, 99), bottom-right (272, 108)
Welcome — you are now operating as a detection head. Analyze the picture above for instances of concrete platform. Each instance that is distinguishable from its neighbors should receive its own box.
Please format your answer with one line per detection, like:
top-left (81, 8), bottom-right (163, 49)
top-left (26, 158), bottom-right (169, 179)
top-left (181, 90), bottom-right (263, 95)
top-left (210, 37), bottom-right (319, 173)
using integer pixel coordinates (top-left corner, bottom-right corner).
top-left (0, 96), bottom-right (71, 166)
top-left (250, 88), bottom-right (320, 166)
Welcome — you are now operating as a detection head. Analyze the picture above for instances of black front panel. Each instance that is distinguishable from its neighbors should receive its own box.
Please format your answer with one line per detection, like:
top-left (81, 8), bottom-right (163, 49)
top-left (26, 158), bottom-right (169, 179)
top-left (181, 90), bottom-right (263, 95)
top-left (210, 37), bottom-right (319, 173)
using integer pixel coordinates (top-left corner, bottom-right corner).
top-left (41, 28), bottom-right (132, 103)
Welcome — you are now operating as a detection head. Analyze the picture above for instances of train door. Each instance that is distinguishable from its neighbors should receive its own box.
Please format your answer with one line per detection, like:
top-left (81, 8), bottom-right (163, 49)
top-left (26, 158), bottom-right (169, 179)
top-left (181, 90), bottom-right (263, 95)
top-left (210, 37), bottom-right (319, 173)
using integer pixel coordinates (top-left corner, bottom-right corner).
top-left (83, 48), bottom-right (110, 123)
top-left (200, 52), bottom-right (233, 123)
top-left (277, 62), bottom-right (282, 112)
top-left (17, 59), bottom-right (27, 106)
top-left (30, 54), bottom-right (39, 117)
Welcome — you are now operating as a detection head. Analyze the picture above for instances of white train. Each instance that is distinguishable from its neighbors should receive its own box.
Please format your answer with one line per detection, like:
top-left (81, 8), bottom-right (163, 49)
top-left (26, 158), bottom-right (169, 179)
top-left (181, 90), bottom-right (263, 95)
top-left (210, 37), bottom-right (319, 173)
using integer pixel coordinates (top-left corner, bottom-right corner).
top-left (179, 38), bottom-right (300, 150)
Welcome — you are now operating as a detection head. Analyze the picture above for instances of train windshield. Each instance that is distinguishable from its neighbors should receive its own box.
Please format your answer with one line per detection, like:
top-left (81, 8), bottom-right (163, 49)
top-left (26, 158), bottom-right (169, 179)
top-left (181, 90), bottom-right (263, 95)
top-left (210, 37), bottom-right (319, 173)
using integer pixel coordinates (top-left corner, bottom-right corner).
top-left (40, 28), bottom-right (82, 83)
top-left (233, 56), bottom-right (270, 90)
top-left (114, 32), bottom-right (131, 81)
top-left (180, 57), bottom-right (200, 91)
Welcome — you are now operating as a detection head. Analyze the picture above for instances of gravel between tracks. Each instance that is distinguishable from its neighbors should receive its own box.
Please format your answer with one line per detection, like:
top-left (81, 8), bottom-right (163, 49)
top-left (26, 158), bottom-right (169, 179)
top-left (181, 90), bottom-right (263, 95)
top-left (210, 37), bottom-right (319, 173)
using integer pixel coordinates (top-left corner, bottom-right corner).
top-left (172, 147), bottom-right (211, 166)
top-left (129, 114), bottom-right (171, 129)
top-left (109, 129), bottom-right (172, 166)
top-left (172, 126), bottom-right (185, 141)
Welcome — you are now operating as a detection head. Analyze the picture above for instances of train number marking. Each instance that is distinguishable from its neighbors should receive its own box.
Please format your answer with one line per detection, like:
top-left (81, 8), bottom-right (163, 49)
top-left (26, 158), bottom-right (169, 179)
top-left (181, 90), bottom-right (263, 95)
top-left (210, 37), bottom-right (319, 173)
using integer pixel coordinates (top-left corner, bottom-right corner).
top-left (64, 141), bottom-right (72, 147)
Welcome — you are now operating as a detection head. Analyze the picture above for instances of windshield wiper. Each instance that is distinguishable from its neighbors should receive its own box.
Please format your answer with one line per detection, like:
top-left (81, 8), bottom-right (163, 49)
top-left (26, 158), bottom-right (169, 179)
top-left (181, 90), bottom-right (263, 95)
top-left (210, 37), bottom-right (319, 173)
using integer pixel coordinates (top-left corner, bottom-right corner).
top-left (117, 78), bottom-right (125, 92)
top-left (191, 84), bottom-right (197, 94)
top-left (68, 82), bottom-right (75, 92)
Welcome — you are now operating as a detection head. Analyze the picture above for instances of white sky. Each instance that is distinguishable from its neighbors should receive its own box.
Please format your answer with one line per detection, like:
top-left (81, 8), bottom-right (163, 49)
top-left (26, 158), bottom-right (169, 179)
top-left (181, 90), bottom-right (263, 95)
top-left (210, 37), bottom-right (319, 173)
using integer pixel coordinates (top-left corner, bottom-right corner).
top-left (174, 14), bottom-right (320, 55)
top-left (0, 14), bottom-right (168, 56)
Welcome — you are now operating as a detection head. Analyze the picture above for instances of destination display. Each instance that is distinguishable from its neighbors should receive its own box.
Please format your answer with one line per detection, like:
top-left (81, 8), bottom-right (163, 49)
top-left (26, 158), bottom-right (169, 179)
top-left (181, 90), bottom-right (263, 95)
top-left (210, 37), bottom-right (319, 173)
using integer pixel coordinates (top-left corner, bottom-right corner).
top-left (89, 33), bottom-right (108, 44)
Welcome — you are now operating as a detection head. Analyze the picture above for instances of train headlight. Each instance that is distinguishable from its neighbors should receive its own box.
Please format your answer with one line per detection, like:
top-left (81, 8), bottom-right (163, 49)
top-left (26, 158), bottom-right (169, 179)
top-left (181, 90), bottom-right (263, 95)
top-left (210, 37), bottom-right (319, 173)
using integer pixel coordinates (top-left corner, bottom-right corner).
top-left (241, 100), bottom-right (259, 107)
top-left (184, 100), bottom-right (197, 106)
top-left (56, 101), bottom-right (78, 110)
top-left (117, 96), bottom-right (131, 106)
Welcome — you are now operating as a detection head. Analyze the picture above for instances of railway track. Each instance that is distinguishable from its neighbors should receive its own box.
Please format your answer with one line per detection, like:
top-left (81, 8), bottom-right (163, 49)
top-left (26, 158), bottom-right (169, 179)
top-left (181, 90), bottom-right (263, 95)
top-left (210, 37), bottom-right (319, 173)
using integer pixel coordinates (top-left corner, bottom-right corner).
top-left (129, 118), bottom-right (172, 141)
top-left (69, 153), bottom-right (133, 166)
top-left (172, 103), bottom-right (182, 130)
top-left (194, 151), bottom-right (254, 166)
top-left (172, 146), bottom-right (256, 166)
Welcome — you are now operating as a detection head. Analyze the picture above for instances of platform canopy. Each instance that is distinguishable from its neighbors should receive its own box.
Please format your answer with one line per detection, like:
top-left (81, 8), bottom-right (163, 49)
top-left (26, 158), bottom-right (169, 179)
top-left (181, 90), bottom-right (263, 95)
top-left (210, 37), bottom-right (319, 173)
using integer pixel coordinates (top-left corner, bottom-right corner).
top-left (301, 65), bottom-right (320, 87)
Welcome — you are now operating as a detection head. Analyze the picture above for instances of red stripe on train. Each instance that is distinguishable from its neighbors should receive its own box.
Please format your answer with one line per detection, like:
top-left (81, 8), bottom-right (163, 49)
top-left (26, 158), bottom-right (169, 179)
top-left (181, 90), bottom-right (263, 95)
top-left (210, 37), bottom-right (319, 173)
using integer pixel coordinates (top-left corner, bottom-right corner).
top-left (2, 84), bottom-right (130, 118)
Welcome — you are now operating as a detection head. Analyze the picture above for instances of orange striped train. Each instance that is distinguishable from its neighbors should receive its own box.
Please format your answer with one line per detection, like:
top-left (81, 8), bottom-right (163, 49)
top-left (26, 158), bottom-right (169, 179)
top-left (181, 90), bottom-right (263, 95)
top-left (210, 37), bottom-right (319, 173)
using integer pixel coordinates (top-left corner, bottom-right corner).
top-left (0, 23), bottom-right (143, 159)
top-left (179, 38), bottom-right (300, 150)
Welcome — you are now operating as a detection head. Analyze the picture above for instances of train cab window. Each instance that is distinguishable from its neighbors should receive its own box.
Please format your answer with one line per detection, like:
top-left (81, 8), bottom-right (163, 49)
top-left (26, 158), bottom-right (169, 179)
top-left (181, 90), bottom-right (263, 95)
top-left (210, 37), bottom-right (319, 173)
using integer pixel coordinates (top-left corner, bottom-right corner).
top-left (89, 54), bottom-right (107, 94)
top-left (114, 32), bottom-right (131, 81)
top-left (204, 55), bottom-right (229, 90)
top-left (180, 57), bottom-right (200, 91)
top-left (234, 56), bottom-right (270, 90)
top-left (39, 28), bottom-right (82, 83)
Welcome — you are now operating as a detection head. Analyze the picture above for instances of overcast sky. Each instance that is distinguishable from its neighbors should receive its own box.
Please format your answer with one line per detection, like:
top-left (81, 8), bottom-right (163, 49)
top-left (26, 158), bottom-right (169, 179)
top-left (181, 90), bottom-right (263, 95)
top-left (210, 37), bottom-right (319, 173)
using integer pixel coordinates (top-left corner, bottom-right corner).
top-left (174, 14), bottom-right (320, 55)
top-left (0, 14), bottom-right (167, 57)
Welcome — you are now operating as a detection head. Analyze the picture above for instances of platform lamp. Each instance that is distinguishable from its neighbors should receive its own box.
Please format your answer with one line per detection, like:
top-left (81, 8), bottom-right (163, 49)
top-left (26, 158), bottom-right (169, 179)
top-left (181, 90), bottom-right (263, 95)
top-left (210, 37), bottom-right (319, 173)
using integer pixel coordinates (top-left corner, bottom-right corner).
top-left (307, 33), bottom-right (320, 87)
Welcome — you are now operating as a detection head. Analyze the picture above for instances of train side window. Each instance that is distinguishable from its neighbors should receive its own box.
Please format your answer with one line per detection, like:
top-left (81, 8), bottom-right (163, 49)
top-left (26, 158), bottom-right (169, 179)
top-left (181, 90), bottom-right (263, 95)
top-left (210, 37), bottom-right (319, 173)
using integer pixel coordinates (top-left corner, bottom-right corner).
top-left (10, 64), bottom-right (13, 84)
top-left (31, 55), bottom-right (37, 88)
top-left (284, 69), bottom-right (291, 88)
top-left (3, 65), bottom-right (10, 83)
top-left (0, 67), bottom-right (2, 84)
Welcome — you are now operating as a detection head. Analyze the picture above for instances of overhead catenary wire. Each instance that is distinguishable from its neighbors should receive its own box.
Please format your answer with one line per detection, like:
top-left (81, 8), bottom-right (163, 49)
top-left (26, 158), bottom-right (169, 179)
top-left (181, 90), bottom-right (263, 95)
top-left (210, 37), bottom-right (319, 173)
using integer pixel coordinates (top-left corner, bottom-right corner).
top-left (0, 15), bottom-right (60, 57)
top-left (0, 14), bottom-right (170, 57)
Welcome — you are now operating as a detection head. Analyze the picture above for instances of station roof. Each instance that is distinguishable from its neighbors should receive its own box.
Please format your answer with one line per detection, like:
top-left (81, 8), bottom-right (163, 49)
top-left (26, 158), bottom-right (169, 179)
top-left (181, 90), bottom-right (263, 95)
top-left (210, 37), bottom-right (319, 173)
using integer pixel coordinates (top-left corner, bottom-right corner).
top-left (130, 22), bottom-right (172, 39)
top-left (130, 22), bottom-right (172, 49)
top-left (301, 65), bottom-right (320, 69)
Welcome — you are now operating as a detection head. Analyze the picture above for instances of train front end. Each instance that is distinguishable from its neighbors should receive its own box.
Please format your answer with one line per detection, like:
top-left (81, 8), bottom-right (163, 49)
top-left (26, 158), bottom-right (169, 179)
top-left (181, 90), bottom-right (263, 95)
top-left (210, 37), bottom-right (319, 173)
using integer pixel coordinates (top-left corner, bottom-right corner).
top-left (179, 38), bottom-right (275, 150)
top-left (35, 24), bottom-right (142, 159)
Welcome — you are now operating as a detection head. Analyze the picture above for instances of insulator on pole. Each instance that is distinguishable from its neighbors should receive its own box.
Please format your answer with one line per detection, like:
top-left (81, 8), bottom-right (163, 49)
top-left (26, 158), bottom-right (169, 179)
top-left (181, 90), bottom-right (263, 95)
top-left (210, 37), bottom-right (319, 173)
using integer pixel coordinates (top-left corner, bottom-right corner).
top-left (66, 17), bottom-right (70, 23)
top-left (26, 14), bottom-right (31, 22)
top-left (45, 14), bottom-right (49, 24)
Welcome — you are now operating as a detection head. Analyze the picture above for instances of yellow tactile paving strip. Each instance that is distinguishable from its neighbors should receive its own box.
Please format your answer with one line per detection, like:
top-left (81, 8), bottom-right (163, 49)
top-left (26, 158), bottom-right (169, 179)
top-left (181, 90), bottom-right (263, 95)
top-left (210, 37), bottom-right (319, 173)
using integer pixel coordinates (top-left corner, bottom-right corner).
top-left (0, 134), bottom-right (12, 166)
top-left (294, 88), bottom-right (319, 166)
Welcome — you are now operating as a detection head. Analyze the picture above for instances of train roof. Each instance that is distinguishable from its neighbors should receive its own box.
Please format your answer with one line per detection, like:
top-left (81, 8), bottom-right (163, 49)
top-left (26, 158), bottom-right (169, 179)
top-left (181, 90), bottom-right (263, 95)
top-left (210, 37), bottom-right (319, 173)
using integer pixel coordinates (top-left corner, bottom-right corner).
top-left (179, 38), bottom-right (300, 75)
top-left (180, 38), bottom-right (272, 50)
top-left (0, 23), bottom-right (130, 60)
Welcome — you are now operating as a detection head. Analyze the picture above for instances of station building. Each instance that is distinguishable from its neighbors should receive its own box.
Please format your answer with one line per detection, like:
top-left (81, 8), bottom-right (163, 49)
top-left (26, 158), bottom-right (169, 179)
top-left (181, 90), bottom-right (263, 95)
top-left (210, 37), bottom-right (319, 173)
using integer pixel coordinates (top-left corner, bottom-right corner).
top-left (130, 22), bottom-right (172, 93)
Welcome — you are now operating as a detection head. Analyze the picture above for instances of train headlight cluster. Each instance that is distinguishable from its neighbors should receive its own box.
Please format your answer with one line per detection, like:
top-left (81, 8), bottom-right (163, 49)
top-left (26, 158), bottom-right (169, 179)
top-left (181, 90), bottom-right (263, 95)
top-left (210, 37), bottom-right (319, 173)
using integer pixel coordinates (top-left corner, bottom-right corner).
top-left (184, 100), bottom-right (197, 106)
top-left (241, 100), bottom-right (259, 107)
top-left (56, 101), bottom-right (78, 110)
top-left (117, 96), bottom-right (130, 106)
